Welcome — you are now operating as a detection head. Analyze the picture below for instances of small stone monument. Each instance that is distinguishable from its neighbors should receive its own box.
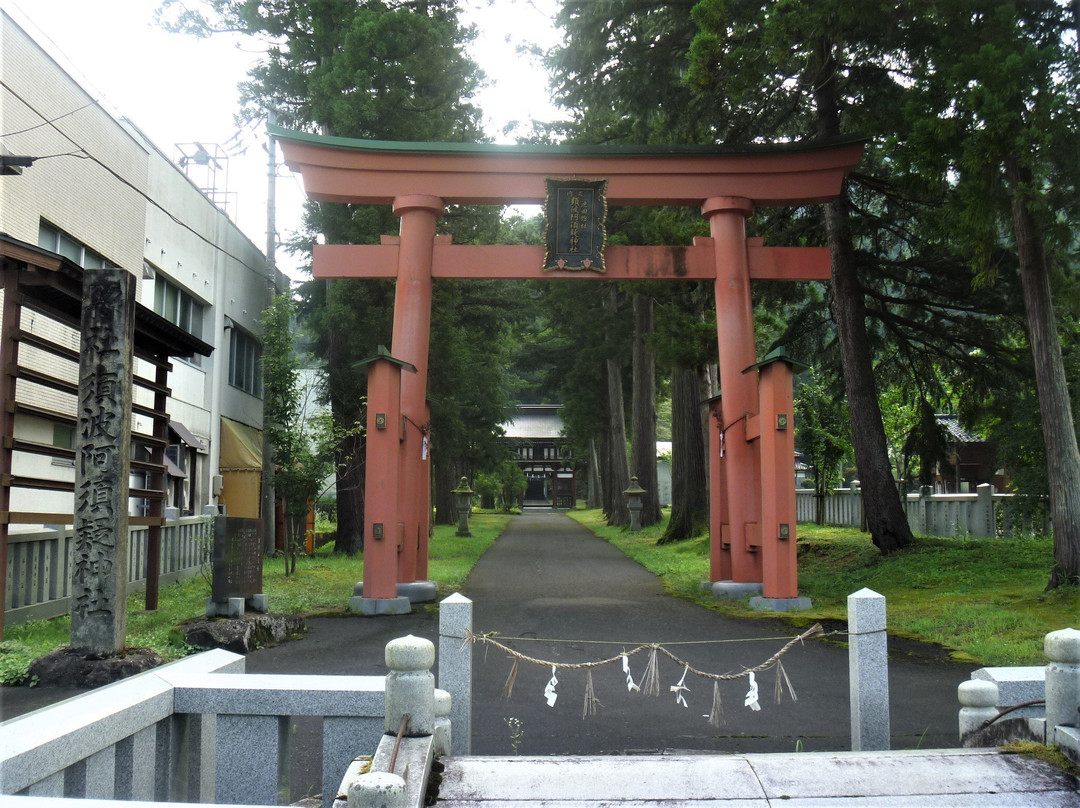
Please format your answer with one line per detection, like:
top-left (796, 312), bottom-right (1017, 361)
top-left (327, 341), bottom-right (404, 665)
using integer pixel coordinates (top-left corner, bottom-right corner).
top-left (70, 268), bottom-right (136, 656)
top-left (452, 477), bottom-right (473, 537)
top-left (207, 515), bottom-right (269, 617)
top-left (624, 476), bottom-right (647, 532)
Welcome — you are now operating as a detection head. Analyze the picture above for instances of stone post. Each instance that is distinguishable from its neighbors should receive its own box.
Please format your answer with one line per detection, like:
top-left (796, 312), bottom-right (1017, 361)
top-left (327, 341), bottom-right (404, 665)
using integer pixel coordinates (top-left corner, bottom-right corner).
top-left (848, 587), bottom-right (890, 751)
top-left (433, 689), bottom-right (452, 757)
top-left (452, 477), bottom-right (473, 537)
top-left (384, 635), bottom-right (435, 737)
top-left (1045, 628), bottom-right (1080, 736)
top-left (918, 485), bottom-right (933, 535)
top-left (438, 593), bottom-right (472, 755)
top-left (71, 268), bottom-right (136, 655)
top-left (623, 476), bottom-right (646, 532)
top-left (348, 772), bottom-right (406, 808)
top-left (973, 483), bottom-right (995, 538)
top-left (958, 679), bottom-right (999, 746)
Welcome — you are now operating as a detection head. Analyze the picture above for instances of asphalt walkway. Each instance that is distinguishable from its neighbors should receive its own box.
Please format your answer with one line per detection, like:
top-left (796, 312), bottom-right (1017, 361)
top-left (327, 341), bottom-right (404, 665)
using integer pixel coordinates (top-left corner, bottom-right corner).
top-left (246, 509), bottom-right (975, 755)
top-left (2, 510), bottom-right (1075, 803)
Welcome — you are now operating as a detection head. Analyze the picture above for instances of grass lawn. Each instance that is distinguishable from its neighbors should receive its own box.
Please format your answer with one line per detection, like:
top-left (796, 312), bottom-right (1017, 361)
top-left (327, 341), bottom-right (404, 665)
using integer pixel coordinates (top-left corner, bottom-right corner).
top-left (568, 508), bottom-right (1079, 667)
top-left (0, 513), bottom-right (509, 686)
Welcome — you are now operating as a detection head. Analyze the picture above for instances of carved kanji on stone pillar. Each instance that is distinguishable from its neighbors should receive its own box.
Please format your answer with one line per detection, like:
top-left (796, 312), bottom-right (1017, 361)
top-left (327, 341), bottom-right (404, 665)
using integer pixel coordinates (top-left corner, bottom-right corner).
top-left (71, 268), bottom-right (136, 655)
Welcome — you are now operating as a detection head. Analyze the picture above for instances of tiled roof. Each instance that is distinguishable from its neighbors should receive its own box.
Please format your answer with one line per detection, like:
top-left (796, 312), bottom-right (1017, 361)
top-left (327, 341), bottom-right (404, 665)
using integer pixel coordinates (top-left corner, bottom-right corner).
top-left (503, 405), bottom-right (565, 440)
top-left (935, 414), bottom-right (982, 444)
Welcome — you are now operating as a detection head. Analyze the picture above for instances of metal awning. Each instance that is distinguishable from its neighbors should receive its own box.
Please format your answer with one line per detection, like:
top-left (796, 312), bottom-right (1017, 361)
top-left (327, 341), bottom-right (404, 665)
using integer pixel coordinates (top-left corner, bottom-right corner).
top-left (169, 420), bottom-right (206, 452)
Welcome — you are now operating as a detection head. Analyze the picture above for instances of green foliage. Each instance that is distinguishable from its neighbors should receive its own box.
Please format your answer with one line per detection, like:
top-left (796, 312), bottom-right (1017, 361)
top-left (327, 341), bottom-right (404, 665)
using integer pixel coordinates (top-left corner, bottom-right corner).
top-left (794, 367), bottom-right (850, 501)
top-left (0, 640), bottom-right (37, 686)
top-left (261, 293), bottom-right (348, 575)
top-left (572, 509), bottom-right (1079, 667)
top-left (2, 515), bottom-right (511, 683)
top-left (473, 463), bottom-right (526, 513)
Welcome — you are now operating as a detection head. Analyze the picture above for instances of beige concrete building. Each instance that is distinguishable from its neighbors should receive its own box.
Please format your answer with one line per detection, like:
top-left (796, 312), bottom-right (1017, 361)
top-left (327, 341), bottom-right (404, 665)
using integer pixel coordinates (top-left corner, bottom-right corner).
top-left (0, 8), bottom-right (282, 526)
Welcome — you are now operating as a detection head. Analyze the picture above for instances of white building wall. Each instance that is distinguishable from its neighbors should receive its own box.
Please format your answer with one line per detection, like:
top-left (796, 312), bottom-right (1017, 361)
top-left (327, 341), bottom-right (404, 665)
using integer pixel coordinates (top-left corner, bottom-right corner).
top-left (0, 13), bottom-right (147, 274)
top-left (0, 9), bottom-right (278, 520)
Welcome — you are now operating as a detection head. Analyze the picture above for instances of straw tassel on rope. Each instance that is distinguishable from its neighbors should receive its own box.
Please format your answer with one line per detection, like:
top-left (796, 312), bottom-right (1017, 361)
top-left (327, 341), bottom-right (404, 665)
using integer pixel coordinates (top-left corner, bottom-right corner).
top-left (640, 645), bottom-right (661, 696)
top-left (502, 657), bottom-right (519, 699)
top-left (708, 681), bottom-right (724, 728)
top-left (582, 670), bottom-right (597, 719)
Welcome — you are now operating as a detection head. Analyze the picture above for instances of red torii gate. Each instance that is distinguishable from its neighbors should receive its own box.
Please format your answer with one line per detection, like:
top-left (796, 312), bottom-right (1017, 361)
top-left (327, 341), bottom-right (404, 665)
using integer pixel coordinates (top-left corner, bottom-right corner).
top-left (274, 127), bottom-right (863, 614)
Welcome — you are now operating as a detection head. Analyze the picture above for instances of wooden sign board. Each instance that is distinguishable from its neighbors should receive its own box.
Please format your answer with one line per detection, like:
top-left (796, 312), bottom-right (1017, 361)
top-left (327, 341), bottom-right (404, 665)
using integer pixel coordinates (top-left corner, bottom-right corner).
top-left (544, 178), bottom-right (607, 272)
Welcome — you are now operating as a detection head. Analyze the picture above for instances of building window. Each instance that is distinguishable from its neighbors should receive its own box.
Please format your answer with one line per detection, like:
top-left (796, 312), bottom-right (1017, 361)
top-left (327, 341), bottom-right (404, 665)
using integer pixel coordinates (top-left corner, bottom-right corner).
top-left (229, 327), bottom-right (262, 397)
top-left (153, 274), bottom-right (205, 365)
top-left (38, 222), bottom-right (117, 270)
top-left (154, 275), bottom-right (204, 338)
top-left (52, 423), bottom-right (75, 467)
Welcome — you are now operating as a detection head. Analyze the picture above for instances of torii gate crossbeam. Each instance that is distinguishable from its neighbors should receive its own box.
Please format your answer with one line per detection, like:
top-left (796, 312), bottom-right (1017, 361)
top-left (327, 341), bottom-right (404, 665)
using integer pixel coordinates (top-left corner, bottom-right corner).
top-left (275, 126), bottom-right (863, 614)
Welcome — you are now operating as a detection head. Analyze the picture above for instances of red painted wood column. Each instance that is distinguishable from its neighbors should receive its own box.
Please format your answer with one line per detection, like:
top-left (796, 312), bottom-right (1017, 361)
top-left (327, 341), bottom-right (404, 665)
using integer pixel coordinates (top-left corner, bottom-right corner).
top-left (363, 359), bottom-right (405, 600)
top-left (390, 194), bottom-right (443, 585)
top-left (708, 395), bottom-right (731, 581)
top-left (756, 359), bottom-right (799, 598)
top-left (703, 197), bottom-right (762, 585)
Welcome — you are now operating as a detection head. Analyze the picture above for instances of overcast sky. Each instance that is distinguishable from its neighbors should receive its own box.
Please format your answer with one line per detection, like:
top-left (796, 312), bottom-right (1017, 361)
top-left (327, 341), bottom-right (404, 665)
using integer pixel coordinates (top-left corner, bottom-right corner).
top-left (3, 0), bottom-right (561, 280)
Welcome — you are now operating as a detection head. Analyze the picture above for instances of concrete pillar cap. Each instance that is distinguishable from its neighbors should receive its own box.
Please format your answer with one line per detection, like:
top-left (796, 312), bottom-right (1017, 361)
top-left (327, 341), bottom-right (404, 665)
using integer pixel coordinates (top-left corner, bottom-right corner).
top-left (385, 634), bottom-right (435, 670)
top-left (349, 772), bottom-right (407, 808)
top-left (1045, 627), bottom-right (1080, 663)
top-left (958, 679), bottom-right (999, 708)
top-left (434, 688), bottom-right (452, 717)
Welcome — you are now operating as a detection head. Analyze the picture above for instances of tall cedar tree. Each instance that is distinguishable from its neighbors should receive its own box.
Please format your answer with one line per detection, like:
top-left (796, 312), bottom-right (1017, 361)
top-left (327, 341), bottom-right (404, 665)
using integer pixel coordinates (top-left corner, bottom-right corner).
top-left (905, 1), bottom-right (1080, 586)
top-left (547, 1), bottom-right (720, 533)
top-left (688, 1), bottom-right (925, 552)
top-left (160, 0), bottom-right (504, 552)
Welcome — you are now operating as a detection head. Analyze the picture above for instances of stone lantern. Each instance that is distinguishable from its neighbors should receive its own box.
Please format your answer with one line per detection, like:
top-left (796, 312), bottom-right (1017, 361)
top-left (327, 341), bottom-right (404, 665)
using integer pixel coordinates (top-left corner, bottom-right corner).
top-left (623, 476), bottom-right (647, 532)
top-left (452, 477), bottom-right (474, 537)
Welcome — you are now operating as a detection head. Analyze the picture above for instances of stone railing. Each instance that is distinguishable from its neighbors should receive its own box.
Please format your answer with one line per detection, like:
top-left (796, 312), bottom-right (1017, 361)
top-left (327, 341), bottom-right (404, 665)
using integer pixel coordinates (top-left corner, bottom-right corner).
top-left (958, 628), bottom-right (1080, 766)
top-left (0, 593), bottom-right (475, 808)
top-left (4, 514), bottom-right (211, 626)
top-left (796, 484), bottom-right (1046, 538)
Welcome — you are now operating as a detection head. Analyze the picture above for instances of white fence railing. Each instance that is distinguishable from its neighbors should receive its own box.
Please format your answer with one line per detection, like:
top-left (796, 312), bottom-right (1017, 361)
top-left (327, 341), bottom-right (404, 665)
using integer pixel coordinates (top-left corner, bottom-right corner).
top-left (796, 484), bottom-right (1047, 537)
top-left (4, 515), bottom-right (211, 625)
top-left (0, 594), bottom-right (474, 808)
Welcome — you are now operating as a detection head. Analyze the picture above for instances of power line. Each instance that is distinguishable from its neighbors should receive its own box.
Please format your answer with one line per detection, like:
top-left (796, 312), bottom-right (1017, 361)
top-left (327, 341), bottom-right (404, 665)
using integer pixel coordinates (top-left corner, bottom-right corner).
top-left (0, 98), bottom-right (101, 138)
top-left (0, 78), bottom-right (278, 278)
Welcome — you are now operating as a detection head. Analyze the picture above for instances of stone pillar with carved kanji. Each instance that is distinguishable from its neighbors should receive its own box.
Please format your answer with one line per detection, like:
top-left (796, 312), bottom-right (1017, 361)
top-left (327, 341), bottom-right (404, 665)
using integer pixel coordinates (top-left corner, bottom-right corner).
top-left (70, 268), bottom-right (136, 655)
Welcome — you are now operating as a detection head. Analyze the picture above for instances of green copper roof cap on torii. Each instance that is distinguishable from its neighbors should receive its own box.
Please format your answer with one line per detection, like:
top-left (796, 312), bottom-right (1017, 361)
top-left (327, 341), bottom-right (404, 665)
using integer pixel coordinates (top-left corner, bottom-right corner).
top-left (352, 344), bottom-right (418, 374)
top-left (268, 124), bottom-right (866, 158)
top-left (271, 125), bottom-right (866, 207)
top-left (742, 346), bottom-right (812, 375)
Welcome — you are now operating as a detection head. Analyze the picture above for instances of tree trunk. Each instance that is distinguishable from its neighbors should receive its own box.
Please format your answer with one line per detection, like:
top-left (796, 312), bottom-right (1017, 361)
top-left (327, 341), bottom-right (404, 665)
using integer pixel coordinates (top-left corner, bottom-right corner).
top-left (826, 197), bottom-right (913, 552)
top-left (814, 38), bottom-right (912, 553)
top-left (631, 294), bottom-right (662, 526)
top-left (606, 353), bottom-right (632, 525)
top-left (331, 395), bottom-right (365, 555)
top-left (604, 288), bottom-right (632, 525)
top-left (1006, 156), bottom-right (1080, 588)
top-left (587, 437), bottom-right (603, 509)
top-left (432, 451), bottom-right (458, 526)
top-left (660, 367), bottom-right (708, 543)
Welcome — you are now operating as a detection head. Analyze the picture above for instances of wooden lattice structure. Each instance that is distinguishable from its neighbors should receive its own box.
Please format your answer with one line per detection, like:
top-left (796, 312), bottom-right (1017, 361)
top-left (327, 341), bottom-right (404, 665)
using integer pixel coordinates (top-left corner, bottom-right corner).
top-left (0, 235), bottom-right (212, 637)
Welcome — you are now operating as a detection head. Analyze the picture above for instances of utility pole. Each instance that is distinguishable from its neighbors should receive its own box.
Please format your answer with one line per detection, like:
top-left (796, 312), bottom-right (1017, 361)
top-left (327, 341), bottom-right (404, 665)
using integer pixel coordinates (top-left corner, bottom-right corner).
top-left (262, 109), bottom-right (279, 554)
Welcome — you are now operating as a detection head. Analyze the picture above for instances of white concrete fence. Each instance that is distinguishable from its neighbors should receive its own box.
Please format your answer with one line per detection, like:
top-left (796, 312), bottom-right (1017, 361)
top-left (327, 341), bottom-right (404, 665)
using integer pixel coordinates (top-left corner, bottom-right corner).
top-left (958, 627), bottom-right (1080, 766)
top-left (1, 590), bottom-right (896, 808)
top-left (0, 594), bottom-right (474, 808)
top-left (4, 515), bottom-right (211, 626)
top-left (796, 483), bottom-right (1047, 538)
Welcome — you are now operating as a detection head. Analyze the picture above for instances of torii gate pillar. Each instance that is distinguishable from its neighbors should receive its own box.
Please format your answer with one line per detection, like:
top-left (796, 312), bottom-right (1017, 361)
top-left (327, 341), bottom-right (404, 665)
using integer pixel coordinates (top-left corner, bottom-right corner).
top-left (390, 195), bottom-right (441, 604)
top-left (704, 197), bottom-right (763, 592)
